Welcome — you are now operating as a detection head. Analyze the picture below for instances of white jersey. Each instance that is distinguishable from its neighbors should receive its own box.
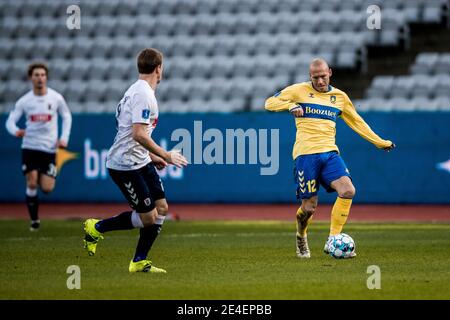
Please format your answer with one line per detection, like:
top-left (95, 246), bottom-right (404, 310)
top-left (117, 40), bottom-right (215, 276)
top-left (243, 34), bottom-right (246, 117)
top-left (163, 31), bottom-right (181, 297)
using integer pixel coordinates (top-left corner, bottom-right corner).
top-left (5, 88), bottom-right (72, 153)
top-left (106, 79), bottom-right (159, 171)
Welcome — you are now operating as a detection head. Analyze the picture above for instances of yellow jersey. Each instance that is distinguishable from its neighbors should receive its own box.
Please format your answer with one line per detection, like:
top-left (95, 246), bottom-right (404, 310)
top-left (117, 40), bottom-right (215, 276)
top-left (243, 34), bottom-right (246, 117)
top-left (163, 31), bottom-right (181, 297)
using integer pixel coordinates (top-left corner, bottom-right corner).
top-left (265, 82), bottom-right (392, 159)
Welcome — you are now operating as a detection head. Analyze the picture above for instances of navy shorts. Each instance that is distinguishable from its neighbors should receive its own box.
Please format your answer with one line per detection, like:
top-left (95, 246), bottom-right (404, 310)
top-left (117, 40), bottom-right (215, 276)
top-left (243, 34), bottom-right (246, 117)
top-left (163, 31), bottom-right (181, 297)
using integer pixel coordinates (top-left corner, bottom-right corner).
top-left (22, 148), bottom-right (57, 178)
top-left (108, 163), bottom-right (165, 213)
top-left (294, 151), bottom-right (351, 200)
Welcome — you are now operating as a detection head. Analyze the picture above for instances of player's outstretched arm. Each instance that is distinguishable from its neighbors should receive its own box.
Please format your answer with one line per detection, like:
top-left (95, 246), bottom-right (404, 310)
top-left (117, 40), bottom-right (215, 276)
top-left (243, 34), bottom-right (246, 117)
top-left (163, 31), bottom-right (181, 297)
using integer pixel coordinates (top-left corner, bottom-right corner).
top-left (341, 96), bottom-right (394, 151)
top-left (132, 123), bottom-right (188, 168)
top-left (149, 152), bottom-right (168, 170)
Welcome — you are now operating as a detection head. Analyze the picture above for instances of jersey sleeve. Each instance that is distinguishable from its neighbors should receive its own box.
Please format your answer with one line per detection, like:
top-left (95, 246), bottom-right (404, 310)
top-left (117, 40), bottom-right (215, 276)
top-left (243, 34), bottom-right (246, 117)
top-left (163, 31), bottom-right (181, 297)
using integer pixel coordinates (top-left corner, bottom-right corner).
top-left (265, 84), bottom-right (301, 112)
top-left (5, 100), bottom-right (24, 136)
top-left (341, 94), bottom-right (392, 149)
top-left (57, 94), bottom-right (72, 144)
top-left (131, 92), bottom-right (151, 125)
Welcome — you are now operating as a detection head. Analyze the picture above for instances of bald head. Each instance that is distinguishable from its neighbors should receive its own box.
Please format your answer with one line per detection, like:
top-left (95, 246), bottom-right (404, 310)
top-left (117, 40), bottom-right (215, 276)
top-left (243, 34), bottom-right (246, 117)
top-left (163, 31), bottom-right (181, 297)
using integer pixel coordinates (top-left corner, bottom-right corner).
top-left (309, 58), bottom-right (332, 93)
top-left (310, 58), bottom-right (329, 69)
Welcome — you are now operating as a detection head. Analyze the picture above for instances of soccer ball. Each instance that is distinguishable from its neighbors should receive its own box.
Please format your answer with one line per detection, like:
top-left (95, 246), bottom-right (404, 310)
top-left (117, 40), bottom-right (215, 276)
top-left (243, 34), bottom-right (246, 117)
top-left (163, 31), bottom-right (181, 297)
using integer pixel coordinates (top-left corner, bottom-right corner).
top-left (327, 233), bottom-right (355, 259)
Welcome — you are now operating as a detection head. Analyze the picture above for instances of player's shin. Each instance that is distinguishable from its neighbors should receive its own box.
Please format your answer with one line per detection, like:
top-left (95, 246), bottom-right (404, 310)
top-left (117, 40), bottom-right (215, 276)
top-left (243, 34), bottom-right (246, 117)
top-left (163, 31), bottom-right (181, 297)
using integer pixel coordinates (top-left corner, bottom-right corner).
top-left (296, 207), bottom-right (312, 237)
top-left (26, 187), bottom-right (39, 222)
top-left (133, 215), bottom-right (165, 262)
top-left (95, 211), bottom-right (135, 233)
top-left (330, 197), bottom-right (352, 236)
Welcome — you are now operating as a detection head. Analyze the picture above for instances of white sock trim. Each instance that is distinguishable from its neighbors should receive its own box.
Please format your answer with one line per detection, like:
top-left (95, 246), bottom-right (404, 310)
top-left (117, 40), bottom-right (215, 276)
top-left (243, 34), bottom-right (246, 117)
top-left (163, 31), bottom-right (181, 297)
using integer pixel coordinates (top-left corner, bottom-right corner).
top-left (131, 211), bottom-right (144, 228)
top-left (26, 187), bottom-right (37, 197)
top-left (155, 215), bottom-right (166, 225)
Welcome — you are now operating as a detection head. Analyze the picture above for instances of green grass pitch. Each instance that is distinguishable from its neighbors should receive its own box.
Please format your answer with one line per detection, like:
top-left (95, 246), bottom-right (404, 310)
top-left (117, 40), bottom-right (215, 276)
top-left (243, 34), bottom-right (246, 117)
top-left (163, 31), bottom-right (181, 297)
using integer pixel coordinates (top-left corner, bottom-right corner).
top-left (1, 220), bottom-right (449, 299)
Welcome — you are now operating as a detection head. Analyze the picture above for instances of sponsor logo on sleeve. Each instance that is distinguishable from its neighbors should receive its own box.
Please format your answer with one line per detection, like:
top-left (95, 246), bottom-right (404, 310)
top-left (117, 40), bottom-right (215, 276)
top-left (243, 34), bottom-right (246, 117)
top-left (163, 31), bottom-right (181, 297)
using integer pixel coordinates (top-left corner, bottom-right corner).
top-left (142, 109), bottom-right (150, 119)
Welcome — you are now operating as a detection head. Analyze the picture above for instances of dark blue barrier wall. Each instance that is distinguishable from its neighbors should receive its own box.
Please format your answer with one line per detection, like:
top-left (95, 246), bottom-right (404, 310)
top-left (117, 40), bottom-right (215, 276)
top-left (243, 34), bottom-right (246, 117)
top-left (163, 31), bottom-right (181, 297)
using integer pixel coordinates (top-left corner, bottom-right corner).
top-left (1, 112), bottom-right (449, 204)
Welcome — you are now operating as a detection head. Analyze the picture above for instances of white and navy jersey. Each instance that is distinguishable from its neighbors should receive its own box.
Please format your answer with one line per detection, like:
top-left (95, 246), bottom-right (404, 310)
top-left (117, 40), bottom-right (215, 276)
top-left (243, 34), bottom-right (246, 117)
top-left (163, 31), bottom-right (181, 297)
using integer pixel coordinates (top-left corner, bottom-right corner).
top-left (5, 88), bottom-right (72, 154)
top-left (106, 79), bottom-right (159, 171)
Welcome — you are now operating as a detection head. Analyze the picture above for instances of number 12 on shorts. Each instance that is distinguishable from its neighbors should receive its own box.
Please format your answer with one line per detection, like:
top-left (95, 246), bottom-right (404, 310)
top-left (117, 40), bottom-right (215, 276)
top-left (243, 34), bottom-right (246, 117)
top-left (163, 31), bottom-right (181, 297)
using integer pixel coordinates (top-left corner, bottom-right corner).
top-left (307, 180), bottom-right (316, 193)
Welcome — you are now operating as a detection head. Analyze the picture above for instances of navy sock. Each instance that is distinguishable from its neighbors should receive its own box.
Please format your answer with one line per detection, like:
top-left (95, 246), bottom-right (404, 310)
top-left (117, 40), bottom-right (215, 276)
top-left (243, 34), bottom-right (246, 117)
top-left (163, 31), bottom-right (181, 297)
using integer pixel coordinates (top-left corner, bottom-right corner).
top-left (26, 195), bottom-right (39, 221)
top-left (133, 224), bottom-right (163, 262)
top-left (95, 211), bottom-right (133, 233)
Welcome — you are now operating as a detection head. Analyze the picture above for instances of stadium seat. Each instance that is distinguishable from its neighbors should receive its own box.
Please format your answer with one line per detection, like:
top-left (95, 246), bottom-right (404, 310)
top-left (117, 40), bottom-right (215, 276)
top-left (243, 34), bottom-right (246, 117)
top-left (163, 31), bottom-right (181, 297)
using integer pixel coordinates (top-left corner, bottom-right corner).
top-left (438, 54), bottom-right (450, 74)
top-left (339, 0), bottom-right (362, 11)
top-left (391, 76), bottom-right (415, 98)
top-left (163, 99), bottom-right (190, 113)
top-left (48, 80), bottom-right (66, 96)
top-left (87, 58), bottom-right (109, 80)
top-left (51, 59), bottom-right (72, 81)
top-left (366, 76), bottom-right (395, 99)
top-left (114, 16), bottom-right (137, 38)
top-left (232, 56), bottom-right (254, 79)
top-left (0, 2), bottom-right (21, 20)
top-left (401, 0), bottom-right (422, 22)
top-left (390, 97), bottom-right (415, 111)
top-left (173, 17), bottom-right (196, 36)
top-left (183, 98), bottom-right (210, 112)
top-left (230, 77), bottom-right (254, 100)
top-left (157, 0), bottom-right (178, 15)
top-left (353, 99), bottom-right (372, 112)
top-left (434, 96), bottom-right (450, 111)
top-left (298, 0), bottom-right (318, 12)
top-left (175, 0), bottom-right (199, 15)
top-left (8, 60), bottom-right (27, 81)
top-left (11, 39), bottom-right (34, 60)
top-left (84, 101), bottom-right (113, 113)
top-left (410, 53), bottom-right (439, 75)
top-left (0, 61), bottom-right (10, 81)
top-left (51, 40), bottom-right (74, 59)
top-left (107, 58), bottom-right (130, 80)
top-left (412, 96), bottom-right (439, 111)
top-left (336, 50), bottom-right (358, 69)
top-left (212, 59), bottom-right (234, 79)
top-left (84, 80), bottom-right (107, 102)
top-left (422, 0), bottom-right (444, 23)
top-left (410, 74), bottom-right (436, 98)
top-left (154, 15), bottom-right (176, 36)
top-left (434, 75), bottom-right (450, 98)
top-left (6, 80), bottom-right (30, 102)
top-left (208, 78), bottom-right (233, 100)
top-left (104, 80), bottom-right (128, 102)
top-left (370, 99), bottom-right (395, 112)
top-left (0, 40), bottom-right (14, 60)
top-left (255, 12), bottom-right (278, 34)
top-left (195, 0), bottom-right (216, 15)
top-left (190, 57), bottom-right (213, 79)
top-left (379, 29), bottom-right (400, 46)
top-left (192, 15), bottom-right (216, 35)
top-left (189, 80), bottom-right (212, 101)
top-left (249, 97), bottom-right (267, 111)
top-left (116, 0), bottom-right (139, 16)
top-left (316, 11), bottom-right (340, 33)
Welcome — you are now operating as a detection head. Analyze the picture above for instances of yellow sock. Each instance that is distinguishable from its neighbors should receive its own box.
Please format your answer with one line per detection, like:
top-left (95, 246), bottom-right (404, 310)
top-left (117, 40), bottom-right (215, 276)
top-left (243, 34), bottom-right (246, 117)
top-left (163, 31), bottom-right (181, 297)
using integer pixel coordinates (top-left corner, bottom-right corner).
top-left (296, 207), bottom-right (313, 238)
top-left (330, 197), bottom-right (352, 236)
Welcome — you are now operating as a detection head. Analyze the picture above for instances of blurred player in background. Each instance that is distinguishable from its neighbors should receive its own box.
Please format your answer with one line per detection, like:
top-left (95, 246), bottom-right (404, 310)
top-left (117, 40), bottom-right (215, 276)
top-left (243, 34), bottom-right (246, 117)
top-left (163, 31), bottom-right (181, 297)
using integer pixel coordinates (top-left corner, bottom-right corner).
top-left (5, 62), bottom-right (72, 231)
top-left (83, 48), bottom-right (188, 273)
top-left (265, 58), bottom-right (395, 258)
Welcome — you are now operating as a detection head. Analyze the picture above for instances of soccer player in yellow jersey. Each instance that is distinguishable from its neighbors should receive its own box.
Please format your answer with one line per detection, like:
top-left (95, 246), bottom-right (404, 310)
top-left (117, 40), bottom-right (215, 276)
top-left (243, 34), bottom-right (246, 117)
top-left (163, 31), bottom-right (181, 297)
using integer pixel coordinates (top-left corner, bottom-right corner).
top-left (265, 58), bottom-right (395, 258)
